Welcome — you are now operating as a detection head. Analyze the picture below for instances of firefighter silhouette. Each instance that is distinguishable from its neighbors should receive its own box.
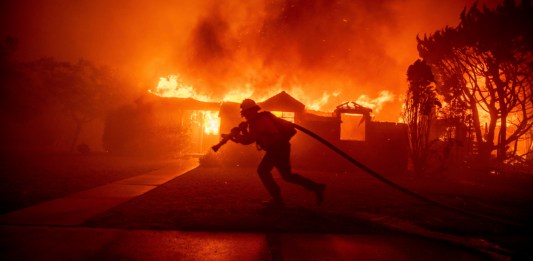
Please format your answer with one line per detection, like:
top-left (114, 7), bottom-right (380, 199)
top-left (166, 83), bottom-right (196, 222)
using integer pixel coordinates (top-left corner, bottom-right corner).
top-left (229, 99), bottom-right (326, 208)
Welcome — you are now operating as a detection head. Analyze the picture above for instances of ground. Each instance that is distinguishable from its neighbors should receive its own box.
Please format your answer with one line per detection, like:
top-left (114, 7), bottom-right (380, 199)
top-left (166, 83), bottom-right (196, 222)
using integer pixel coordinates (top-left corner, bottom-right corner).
top-left (0, 150), bottom-right (175, 214)
top-left (1, 150), bottom-right (533, 258)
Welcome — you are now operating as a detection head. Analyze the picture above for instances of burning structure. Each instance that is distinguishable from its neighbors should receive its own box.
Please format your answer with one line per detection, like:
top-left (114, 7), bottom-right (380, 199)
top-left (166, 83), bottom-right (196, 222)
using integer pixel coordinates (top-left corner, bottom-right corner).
top-left (116, 90), bottom-right (408, 175)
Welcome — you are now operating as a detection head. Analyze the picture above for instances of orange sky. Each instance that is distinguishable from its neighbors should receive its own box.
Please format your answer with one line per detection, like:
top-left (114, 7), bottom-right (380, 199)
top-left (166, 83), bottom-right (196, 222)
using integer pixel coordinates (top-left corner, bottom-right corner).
top-left (0, 0), bottom-right (504, 121)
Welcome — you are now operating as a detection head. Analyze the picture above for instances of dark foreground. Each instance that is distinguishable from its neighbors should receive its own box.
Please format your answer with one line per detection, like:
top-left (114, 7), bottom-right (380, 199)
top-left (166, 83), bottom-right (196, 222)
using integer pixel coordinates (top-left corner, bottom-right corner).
top-left (84, 166), bottom-right (533, 259)
top-left (1, 152), bottom-right (532, 260)
top-left (0, 226), bottom-right (492, 260)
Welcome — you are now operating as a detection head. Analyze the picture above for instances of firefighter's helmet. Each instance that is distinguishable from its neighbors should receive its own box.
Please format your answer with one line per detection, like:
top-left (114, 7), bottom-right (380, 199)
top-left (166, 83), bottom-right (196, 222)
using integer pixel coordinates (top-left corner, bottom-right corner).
top-left (240, 99), bottom-right (261, 113)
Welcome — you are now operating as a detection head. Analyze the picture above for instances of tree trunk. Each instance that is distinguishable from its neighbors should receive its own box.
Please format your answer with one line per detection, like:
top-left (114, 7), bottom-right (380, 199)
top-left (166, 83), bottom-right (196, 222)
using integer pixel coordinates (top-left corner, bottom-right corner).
top-left (497, 114), bottom-right (508, 163)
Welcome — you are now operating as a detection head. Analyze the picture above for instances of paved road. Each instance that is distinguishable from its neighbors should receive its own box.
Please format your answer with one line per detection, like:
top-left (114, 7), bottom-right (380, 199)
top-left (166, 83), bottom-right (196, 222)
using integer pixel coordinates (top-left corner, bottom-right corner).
top-left (0, 225), bottom-right (493, 260)
top-left (0, 159), bottom-right (504, 260)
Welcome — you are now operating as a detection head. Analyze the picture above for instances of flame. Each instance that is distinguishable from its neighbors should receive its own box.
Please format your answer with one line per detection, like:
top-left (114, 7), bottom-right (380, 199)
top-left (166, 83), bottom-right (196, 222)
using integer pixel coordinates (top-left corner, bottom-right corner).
top-left (222, 83), bottom-right (254, 102)
top-left (203, 111), bottom-right (220, 135)
top-left (290, 87), bottom-right (341, 111)
top-left (149, 75), bottom-right (211, 102)
top-left (355, 90), bottom-right (395, 113)
top-left (149, 74), bottom-right (396, 115)
top-left (190, 110), bottom-right (220, 135)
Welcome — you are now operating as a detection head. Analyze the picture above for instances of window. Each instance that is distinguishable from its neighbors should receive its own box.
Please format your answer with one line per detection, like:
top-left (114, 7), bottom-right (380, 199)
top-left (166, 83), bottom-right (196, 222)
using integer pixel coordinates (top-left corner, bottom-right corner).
top-left (340, 113), bottom-right (365, 141)
top-left (271, 111), bottom-right (295, 123)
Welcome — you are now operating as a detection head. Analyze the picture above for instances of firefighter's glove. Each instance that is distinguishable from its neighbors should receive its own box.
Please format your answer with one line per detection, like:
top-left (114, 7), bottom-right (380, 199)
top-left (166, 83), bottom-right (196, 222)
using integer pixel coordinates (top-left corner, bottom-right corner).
top-left (238, 122), bottom-right (248, 130)
top-left (230, 127), bottom-right (241, 135)
top-left (238, 122), bottom-right (249, 134)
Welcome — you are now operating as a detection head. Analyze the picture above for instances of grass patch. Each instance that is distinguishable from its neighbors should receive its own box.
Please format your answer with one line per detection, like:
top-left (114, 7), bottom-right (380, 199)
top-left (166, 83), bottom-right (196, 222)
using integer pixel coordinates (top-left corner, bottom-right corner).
top-left (0, 150), bottom-right (177, 214)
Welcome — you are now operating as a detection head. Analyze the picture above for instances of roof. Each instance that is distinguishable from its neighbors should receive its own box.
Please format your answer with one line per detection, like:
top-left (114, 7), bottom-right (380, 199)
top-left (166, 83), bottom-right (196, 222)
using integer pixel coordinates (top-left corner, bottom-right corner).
top-left (259, 91), bottom-right (305, 112)
top-left (141, 93), bottom-right (221, 111)
top-left (334, 101), bottom-right (372, 115)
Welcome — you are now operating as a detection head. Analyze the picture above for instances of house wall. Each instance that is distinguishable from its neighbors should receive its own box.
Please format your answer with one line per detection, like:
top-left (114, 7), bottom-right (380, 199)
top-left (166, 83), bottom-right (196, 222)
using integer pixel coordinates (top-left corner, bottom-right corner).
top-left (365, 121), bottom-right (409, 176)
top-left (216, 98), bottom-right (408, 175)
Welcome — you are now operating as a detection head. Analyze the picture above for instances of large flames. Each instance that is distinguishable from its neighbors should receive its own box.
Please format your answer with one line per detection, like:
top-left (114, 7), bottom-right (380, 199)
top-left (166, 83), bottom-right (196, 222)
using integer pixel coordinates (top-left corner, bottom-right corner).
top-left (149, 74), bottom-right (397, 135)
top-left (149, 75), bottom-right (212, 102)
top-left (202, 111), bottom-right (220, 135)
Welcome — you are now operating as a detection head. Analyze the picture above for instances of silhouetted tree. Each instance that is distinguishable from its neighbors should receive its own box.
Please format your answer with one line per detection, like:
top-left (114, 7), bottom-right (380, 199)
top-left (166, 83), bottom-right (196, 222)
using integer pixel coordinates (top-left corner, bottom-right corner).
top-left (417, 0), bottom-right (533, 167)
top-left (402, 59), bottom-right (440, 174)
top-left (0, 38), bottom-right (58, 147)
top-left (0, 36), bottom-right (41, 120)
top-left (28, 58), bottom-right (125, 151)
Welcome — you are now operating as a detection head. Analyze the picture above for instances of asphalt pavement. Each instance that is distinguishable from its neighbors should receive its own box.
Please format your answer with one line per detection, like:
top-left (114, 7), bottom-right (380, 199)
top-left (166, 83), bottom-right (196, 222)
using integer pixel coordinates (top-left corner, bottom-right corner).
top-left (0, 159), bottom-right (505, 260)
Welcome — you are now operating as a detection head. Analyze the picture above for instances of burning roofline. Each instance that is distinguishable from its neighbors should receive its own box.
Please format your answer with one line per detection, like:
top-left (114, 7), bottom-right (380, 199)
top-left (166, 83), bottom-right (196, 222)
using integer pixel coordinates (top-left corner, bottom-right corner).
top-left (145, 91), bottom-right (374, 117)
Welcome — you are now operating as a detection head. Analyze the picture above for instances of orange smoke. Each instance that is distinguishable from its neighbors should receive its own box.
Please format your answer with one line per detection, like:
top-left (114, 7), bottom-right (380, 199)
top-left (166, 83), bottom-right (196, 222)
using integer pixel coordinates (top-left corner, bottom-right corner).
top-left (2, 0), bottom-right (487, 121)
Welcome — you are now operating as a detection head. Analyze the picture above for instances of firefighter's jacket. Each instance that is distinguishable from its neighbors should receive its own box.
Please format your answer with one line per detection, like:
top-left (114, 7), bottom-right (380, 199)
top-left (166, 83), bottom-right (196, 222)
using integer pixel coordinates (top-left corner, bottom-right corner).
top-left (235, 112), bottom-right (286, 151)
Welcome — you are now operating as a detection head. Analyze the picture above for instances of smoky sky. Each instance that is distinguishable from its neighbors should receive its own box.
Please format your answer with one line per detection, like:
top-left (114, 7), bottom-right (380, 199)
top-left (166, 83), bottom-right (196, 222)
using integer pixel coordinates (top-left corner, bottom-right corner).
top-left (1, 0), bottom-right (500, 120)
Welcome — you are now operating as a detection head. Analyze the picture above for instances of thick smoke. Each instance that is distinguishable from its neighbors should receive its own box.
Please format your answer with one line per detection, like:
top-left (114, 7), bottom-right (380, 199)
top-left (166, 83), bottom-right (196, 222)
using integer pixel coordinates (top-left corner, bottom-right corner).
top-left (178, 0), bottom-right (474, 118)
top-left (184, 1), bottom-right (400, 99)
top-left (1, 0), bottom-right (490, 120)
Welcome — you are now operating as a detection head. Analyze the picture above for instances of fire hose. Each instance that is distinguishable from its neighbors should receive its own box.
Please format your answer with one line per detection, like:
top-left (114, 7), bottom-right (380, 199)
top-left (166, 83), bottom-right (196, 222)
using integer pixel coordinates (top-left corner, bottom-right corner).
top-left (212, 122), bottom-right (531, 229)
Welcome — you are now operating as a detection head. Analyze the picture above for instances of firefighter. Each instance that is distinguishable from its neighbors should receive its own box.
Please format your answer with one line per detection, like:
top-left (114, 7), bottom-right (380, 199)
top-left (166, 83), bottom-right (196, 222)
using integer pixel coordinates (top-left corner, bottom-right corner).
top-left (229, 99), bottom-right (326, 208)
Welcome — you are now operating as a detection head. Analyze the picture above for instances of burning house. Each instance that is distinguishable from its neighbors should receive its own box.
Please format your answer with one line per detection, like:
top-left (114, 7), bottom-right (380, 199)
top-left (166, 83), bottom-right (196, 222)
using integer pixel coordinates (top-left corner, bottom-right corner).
top-left (260, 91), bottom-right (408, 176)
top-left (103, 93), bottom-right (221, 157)
top-left (121, 90), bottom-right (408, 175)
